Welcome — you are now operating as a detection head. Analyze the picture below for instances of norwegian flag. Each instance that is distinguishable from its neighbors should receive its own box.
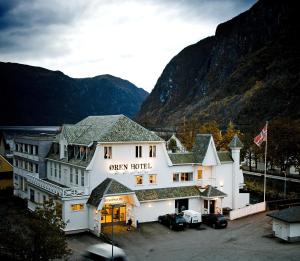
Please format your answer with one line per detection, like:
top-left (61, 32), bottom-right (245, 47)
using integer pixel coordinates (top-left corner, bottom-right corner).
top-left (254, 123), bottom-right (268, 147)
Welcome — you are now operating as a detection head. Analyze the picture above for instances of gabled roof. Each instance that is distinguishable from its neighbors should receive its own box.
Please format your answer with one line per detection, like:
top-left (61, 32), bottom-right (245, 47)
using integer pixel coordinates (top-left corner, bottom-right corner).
top-left (229, 134), bottom-right (243, 148)
top-left (217, 151), bottom-right (233, 162)
top-left (168, 153), bottom-right (194, 164)
top-left (135, 186), bottom-right (201, 201)
top-left (199, 185), bottom-right (227, 198)
top-left (87, 178), bottom-right (133, 207)
top-left (61, 115), bottom-right (163, 145)
top-left (192, 134), bottom-right (211, 163)
top-left (267, 206), bottom-right (300, 223)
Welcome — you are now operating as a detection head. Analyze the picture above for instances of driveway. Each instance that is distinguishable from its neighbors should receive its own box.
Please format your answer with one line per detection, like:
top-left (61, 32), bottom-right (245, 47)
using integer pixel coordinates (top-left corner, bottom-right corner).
top-left (67, 212), bottom-right (300, 261)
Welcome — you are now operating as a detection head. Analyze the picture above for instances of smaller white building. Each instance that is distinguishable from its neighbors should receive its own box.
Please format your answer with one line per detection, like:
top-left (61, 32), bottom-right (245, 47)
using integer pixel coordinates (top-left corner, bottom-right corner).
top-left (267, 206), bottom-right (300, 242)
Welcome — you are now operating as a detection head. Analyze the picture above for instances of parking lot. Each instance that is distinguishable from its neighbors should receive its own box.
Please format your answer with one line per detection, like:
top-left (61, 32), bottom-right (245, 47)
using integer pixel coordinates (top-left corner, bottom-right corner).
top-left (67, 212), bottom-right (300, 261)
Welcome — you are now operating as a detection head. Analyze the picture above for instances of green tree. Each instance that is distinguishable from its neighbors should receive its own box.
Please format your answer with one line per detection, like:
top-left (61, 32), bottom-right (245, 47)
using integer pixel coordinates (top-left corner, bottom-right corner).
top-left (0, 197), bottom-right (71, 261)
top-left (168, 138), bottom-right (178, 152)
top-left (220, 121), bottom-right (243, 150)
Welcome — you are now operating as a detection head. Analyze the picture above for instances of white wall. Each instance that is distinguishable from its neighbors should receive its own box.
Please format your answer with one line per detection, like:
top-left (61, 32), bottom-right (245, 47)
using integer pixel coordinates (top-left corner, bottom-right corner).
top-left (88, 142), bottom-right (198, 191)
top-left (289, 223), bottom-right (300, 239)
top-left (63, 198), bottom-right (89, 232)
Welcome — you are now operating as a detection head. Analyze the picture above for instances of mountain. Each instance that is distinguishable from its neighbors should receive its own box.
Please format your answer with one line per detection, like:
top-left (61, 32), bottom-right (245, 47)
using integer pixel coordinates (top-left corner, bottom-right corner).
top-left (137, 0), bottom-right (300, 131)
top-left (0, 62), bottom-right (148, 125)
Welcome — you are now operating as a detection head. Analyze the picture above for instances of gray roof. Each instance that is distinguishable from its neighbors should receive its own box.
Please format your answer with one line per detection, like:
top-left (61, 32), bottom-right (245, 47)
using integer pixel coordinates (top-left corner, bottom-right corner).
top-left (61, 115), bottom-right (163, 145)
top-left (87, 178), bottom-right (134, 207)
top-left (135, 186), bottom-right (201, 201)
top-left (267, 206), bottom-right (300, 223)
top-left (168, 153), bottom-right (194, 164)
top-left (229, 134), bottom-right (243, 148)
top-left (217, 151), bottom-right (233, 162)
top-left (199, 185), bottom-right (227, 198)
top-left (192, 134), bottom-right (211, 163)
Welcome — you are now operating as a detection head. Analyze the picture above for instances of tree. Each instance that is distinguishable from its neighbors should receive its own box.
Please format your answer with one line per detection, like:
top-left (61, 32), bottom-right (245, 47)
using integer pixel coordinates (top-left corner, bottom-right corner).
top-left (177, 117), bottom-right (201, 150)
top-left (0, 197), bottom-right (71, 261)
top-left (220, 121), bottom-right (243, 150)
top-left (199, 121), bottom-right (222, 149)
top-left (168, 138), bottom-right (178, 152)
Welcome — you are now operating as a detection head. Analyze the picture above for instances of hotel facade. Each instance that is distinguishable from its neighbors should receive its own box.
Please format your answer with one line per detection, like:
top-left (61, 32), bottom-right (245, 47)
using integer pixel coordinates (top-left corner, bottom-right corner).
top-left (13, 115), bottom-right (249, 236)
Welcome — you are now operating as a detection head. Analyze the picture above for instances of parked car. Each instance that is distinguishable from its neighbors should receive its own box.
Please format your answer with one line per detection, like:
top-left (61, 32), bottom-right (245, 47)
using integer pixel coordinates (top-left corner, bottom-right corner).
top-left (202, 213), bottom-right (228, 229)
top-left (158, 213), bottom-right (187, 230)
top-left (83, 243), bottom-right (127, 261)
top-left (182, 210), bottom-right (202, 228)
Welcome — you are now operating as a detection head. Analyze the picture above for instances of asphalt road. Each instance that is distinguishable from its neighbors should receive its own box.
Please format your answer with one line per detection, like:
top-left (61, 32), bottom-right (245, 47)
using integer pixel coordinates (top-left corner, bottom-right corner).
top-left (67, 212), bottom-right (300, 261)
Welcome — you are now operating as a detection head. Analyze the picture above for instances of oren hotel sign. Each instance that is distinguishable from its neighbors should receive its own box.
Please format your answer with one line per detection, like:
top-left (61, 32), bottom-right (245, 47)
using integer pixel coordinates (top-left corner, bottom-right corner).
top-left (109, 163), bottom-right (152, 171)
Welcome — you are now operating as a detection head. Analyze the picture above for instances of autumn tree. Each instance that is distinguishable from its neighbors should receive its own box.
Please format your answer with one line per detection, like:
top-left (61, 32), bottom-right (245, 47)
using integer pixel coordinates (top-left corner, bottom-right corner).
top-left (168, 138), bottom-right (178, 152)
top-left (177, 116), bottom-right (201, 150)
top-left (199, 121), bottom-right (222, 149)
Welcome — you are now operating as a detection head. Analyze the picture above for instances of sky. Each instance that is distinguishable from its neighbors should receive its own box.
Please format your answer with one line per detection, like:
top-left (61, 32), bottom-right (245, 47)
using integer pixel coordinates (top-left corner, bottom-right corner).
top-left (0, 0), bottom-right (256, 92)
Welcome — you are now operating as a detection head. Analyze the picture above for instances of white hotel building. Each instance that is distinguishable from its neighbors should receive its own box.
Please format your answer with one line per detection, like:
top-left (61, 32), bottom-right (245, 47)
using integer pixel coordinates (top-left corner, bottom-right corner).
top-left (13, 115), bottom-right (249, 236)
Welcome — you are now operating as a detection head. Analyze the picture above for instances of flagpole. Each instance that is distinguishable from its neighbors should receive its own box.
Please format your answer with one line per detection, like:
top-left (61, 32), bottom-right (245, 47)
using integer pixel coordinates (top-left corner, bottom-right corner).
top-left (263, 121), bottom-right (268, 202)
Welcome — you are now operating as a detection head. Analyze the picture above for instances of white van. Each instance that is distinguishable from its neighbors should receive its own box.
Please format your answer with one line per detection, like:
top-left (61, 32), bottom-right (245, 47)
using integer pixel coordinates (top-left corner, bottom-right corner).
top-left (182, 210), bottom-right (202, 228)
top-left (83, 243), bottom-right (127, 261)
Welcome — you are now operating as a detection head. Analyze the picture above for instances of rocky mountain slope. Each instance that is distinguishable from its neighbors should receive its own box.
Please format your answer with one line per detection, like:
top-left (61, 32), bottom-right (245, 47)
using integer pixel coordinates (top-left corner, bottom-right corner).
top-left (0, 62), bottom-right (148, 125)
top-left (137, 0), bottom-right (300, 131)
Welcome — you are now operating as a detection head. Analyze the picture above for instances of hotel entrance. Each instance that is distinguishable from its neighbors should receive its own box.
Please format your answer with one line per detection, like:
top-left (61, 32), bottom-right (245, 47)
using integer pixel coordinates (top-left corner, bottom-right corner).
top-left (100, 204), bottom-right (126, 225)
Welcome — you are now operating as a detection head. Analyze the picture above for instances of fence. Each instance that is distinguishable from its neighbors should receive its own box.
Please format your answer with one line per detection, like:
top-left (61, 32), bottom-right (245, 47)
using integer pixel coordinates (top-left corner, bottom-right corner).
top-left (229, 202), bottom-right (266, 220)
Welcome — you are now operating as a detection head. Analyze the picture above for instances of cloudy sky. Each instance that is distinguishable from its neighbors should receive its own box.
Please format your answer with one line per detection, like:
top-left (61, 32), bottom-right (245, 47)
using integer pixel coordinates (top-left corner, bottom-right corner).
top-left (0, 0), bottom-right (256, 92)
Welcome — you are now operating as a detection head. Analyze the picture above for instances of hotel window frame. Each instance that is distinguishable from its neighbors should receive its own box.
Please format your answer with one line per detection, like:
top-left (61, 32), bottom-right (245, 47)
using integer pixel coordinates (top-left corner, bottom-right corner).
top-left (173, 173), bottom-right (180, 182)
top-left (135, 146), bottom-right (142, 158)
top-left (135, 175), bottom-right (143, 185)
top-left (58, 164), bottom-right (61, 179)
top-left (71, 203), bottom-right (84, 211)
top-left (54, 163), bottom-right (57, 178)
top-left (197, 168), bottom-right (203, 180)
top-left (104, 146), bottom-right (112, 159)
top-left (70, 169), bottom-right (73, 183)
top-left (181, 172), bottom-right (193, 182)
top-left (75, 168), bottom-right (79, 185)
top-left (148, 174), bottom-right (157, 184)
top-left (50, 162), bottom-right (53, 176)
top-left (30, 189), bottom-right (35, 202)
top-left (149, 145), bottom-right (156, 158)
top-left (81, 171), bottom-right (84, 186)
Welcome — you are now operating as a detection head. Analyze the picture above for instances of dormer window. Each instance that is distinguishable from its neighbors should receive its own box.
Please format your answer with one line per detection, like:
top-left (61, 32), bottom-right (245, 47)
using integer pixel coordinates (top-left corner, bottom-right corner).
top-left (104, 146), bottom-right (112, 159)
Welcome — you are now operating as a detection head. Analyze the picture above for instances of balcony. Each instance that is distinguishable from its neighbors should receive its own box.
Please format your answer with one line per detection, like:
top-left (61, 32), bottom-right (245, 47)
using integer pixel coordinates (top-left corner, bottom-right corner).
top-left (196, 178), bottom-right (216, 188)
top-left (26, 175), bottom-right (89, 198)
top-left (14, 166), bottom-right (38, 178)
top-left (14, 151), bottom-right (39, 161)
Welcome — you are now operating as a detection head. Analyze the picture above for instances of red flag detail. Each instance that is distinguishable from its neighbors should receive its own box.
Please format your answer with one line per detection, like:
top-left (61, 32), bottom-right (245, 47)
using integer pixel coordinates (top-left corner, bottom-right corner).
top-left (254, 124), bottom-right (267, 147)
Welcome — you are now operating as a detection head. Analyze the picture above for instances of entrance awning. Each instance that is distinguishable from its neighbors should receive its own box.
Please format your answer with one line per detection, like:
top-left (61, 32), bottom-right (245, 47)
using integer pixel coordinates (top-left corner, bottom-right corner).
top-left (87, 178), bottom-right (140, 210)
top-left (198, 185), bottom-right (227, 199)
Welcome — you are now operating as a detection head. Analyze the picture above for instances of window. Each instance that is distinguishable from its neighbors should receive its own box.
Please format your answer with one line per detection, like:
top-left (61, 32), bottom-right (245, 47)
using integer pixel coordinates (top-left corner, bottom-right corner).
top-left (58, 164), bottom-right (61, 179)
top-left (70, 168), bottom-right (73, 183)
top-left (135, 175), bottom-right (143, 185)
top-left (43, 195), bottom-right (47, 203)
top-left (71, 204), bottom-right (84, 211)
top-left (104, 146), bottom-right (112, 159)
top-left (29, 145), bottom-right (33, 154)
top-left (35, 146), bottom-right (39, 155)
top-left (29, 162), bottom-right (33, 172)
top-left (54, 163), bottom-right (57, 178)
top-left (173, 173), bottom-right (179, 182)
top-left (35, 164), bottom-right (39, 174)
top-left (64, 145), bottom-right (68, 158)
top-left (81, 171), bottom-right (84, 186)
top-left (149, 145), bottom-right (156, 157)
top-left (181, 172), bottom-right (193, 182)
top-left (135, 146), bottom-right (142, 158)
top-left (75, 169), bottom-right (79, 185)
top-left (197, 168), bottom-right (203, 180)
top-left (149, 174), bottom-right (157, 184)
top-left (25, 144), bottom-right (28, 153)
top-left (30, 189), bottom-right (35, 202)
top-left (50, 162), bottom-right (53, 176)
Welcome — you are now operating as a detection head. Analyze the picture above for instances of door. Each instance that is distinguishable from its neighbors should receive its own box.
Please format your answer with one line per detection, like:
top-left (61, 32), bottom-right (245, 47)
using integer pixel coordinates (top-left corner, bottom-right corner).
top-left (209, 200), bottom-right (215, 214)
top-left (175, 199), bottom-right (189, 213)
